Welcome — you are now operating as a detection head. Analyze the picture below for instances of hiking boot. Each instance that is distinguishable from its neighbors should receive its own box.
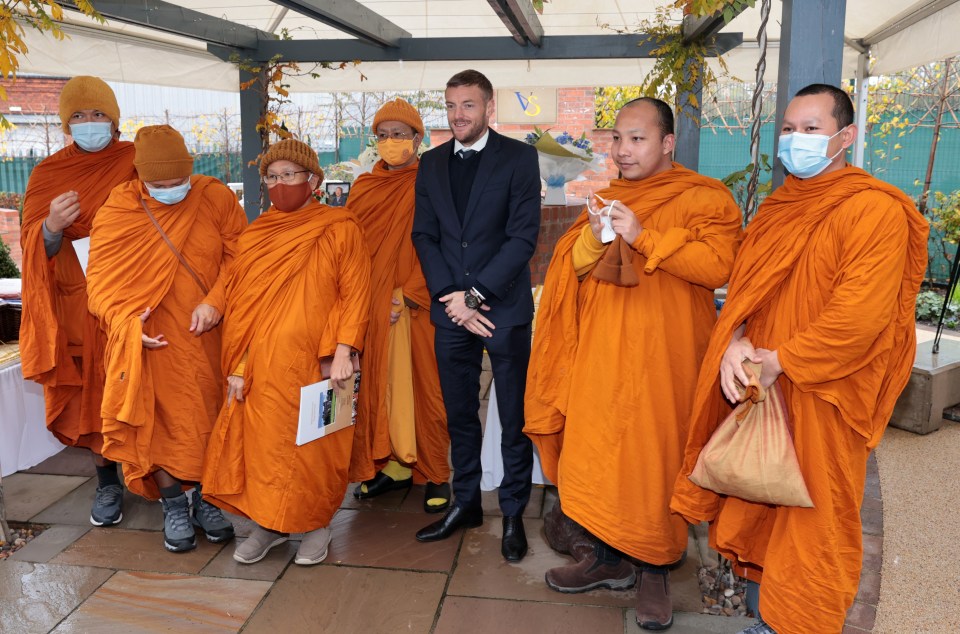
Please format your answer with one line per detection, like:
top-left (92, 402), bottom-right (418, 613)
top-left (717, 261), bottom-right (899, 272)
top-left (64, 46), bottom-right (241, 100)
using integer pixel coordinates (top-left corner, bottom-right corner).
top-left (738, 620), bottom-right (777, 634)
top-left (295, 526), bottom-right (332, 565)
top-left (636, 568), bottom-right (673, 631)
top-left (90, 484), bottom-right (124, 526)
top-left (545, 549), bottom-right (637, 593)
top-left (191, 488), bottom-right (235, 543)
top-left (233, 525), bottom-right (289, 564)
top-left (543, 500), bottom-right (587, 561)
top-left (160, 493), bottom-right (197, 553)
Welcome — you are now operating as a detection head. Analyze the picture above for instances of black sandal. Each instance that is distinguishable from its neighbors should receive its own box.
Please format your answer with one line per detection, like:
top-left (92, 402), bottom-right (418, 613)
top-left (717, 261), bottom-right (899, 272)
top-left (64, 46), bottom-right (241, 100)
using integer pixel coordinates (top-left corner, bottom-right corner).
top-left (353, 471), bottom-right (412, 499)
top-left (423, 481), bottom-right (451, 513)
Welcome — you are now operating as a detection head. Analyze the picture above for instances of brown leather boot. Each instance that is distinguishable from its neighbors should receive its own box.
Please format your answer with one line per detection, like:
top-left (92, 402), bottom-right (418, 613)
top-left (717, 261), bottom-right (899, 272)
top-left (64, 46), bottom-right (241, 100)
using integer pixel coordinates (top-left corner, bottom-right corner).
top-left (635, 568), bottom-right (673, 630)
top-left (543, 500), bottom-right (592, 559)
top-left (545, 547), bottom-right (636, 593)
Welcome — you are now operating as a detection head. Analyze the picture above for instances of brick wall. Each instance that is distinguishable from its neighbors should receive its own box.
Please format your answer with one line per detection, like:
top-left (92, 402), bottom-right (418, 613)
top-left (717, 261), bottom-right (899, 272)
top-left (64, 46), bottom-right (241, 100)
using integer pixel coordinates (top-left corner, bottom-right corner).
top-left (428, 87), bottom-right (620, 285)
top-left (0, 76), bottom-right (69, 115)
top-left (0, 209), bottom-right (22, 272)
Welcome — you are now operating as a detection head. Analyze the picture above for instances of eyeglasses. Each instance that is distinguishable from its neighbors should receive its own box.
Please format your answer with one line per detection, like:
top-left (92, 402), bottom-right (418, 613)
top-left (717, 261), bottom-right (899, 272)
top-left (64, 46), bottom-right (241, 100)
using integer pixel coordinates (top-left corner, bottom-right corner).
top-left (263, 170), bottom-right (309, 185)
top-left (375, 131), bottom-right (414, 141)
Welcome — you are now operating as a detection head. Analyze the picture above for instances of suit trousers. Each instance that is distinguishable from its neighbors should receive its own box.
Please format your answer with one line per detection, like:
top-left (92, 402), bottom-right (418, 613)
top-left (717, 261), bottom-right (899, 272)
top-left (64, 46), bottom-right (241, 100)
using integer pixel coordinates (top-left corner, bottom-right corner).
top-left (434, 322), bottom-right (533, 517)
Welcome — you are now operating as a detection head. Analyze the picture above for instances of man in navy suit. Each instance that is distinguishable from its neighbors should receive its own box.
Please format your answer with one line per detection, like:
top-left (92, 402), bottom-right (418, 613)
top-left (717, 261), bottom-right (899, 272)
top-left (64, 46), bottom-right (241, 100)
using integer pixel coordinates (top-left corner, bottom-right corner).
top-left (412, 69), bottom-right (540, 561)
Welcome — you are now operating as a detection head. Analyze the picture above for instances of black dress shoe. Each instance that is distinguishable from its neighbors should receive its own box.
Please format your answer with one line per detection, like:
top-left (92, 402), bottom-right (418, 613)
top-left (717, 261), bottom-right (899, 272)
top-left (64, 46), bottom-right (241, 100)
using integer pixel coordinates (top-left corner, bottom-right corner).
top-left (415, 505), bottom-right (482, 542)
top-left (353, 471), bottom-right (412, 499)
top-left (501, 515), bottom-right (528, 561)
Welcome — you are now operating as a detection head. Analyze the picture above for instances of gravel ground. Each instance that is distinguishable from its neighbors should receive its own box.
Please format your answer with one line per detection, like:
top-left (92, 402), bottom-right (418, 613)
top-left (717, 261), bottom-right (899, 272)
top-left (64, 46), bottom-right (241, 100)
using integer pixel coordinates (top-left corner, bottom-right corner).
top-left (0, 522), bottom-right (45, 559)
top-left (874, 423), bottom-right (960, 633)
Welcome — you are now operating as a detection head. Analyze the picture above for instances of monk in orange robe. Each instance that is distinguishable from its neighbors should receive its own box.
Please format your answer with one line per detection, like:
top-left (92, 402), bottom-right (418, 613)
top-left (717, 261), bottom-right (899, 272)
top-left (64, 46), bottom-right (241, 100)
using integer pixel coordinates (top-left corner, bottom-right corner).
top-left (348, 98), bottom-right (451, 512)
top-left (525, 98), bottom-right (742, 631)
top-left (671, 85), bottom-right (928, 634)
top-left (203, 139), bottom-right (371, 567)
top-left (19, 76), bottom-right (137, 527)
top-left (87, 125), bottom-right (246, 553)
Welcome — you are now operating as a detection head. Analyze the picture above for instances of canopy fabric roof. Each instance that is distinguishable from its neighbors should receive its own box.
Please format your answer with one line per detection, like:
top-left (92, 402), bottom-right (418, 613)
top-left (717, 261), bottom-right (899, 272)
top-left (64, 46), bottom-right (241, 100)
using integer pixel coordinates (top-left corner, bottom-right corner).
top-left (14, 1), bottom-right (960, 93)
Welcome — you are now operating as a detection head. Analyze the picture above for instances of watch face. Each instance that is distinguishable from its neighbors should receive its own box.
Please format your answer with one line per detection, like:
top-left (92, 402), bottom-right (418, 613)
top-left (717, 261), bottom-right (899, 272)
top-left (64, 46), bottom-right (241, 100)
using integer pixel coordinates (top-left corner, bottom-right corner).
top-left (464, 292), bottom-right (480, 309)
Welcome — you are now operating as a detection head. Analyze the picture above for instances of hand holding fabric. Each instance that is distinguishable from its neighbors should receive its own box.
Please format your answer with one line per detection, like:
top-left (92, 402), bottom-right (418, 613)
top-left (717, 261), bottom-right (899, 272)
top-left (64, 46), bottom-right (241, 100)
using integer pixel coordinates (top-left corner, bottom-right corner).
top-left (755, 348), bottom-right (782, 389)
top-left (226, 375), bottom-right (244, 406)
top-left (720, 330), bottom-right (759, 402)
top-left (47, 191), bottom-right (81, 233)
top-left (389, 296), bottom-right (402, 325)
top-left (190, 302), bottom-right (221, 335)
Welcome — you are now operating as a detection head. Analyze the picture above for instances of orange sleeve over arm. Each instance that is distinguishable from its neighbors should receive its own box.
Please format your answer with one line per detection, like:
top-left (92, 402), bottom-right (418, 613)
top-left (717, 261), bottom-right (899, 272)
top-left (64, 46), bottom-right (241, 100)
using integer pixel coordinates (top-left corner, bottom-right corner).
top-left (632, 188), bottom-right (742, 288)
top-left (324, 221), bottom-right (372, 355)
top-left (572, 224), bottom-right (607, 276)
top-left (203, 194), bottom-right (248, 313)
top-left (778, 195), bottom-right (909, 387)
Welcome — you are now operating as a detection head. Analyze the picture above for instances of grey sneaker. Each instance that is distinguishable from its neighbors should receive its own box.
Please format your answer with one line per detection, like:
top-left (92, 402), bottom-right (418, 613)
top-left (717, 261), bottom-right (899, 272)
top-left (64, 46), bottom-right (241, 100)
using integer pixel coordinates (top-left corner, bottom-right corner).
top-left (295, 526), bottom-right (332, 566)
top-left (90, 484), bottom-right (124, 526)
top-left (191, 488), bottom-right (234, 543)
top-left (738, 620), bottom-right (777, 634)
top-left (233, 525), bottom-right (288, 564)
top-left (160, 493), bottom-right (197, 553)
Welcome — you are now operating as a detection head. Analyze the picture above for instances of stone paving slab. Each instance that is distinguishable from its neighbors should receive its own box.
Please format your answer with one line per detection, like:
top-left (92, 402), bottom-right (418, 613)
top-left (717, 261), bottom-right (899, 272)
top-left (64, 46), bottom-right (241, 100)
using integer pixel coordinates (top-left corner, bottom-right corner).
top-left (8, 524), bottom-right (92, 564)
top-left (242, 565), bottom-right (446, 633)
top-left (199, 539), bottom-right (296, 582)
top-left (0, 561), bottom-right (113, 633)
top-left (22, 446), bottom-right (97, 477)
top-left (436, 596), bottom-right (624, 633)
top-left (324, 508), bottom-right (460, 572)
top-left (30, 478), bottom-right (163, 530)
top-left (645, 611), bottom-right (755, 633)
top-left (2, 473), bottom-right (89, 522)
top-left (50, 528), bottom-right (224, 574)
top-left (51, 571), bottom-right (272, 633)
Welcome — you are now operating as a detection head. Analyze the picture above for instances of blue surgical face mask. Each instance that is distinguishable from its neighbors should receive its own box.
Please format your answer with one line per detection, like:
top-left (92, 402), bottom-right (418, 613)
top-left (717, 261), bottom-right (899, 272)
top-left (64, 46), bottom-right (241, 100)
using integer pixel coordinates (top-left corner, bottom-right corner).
top-left (777, 126), bottom-right (848, 179)
top-left (146, 180), bottom-right (191, 205)
top-left (69, 122), bottom-right (114, 153)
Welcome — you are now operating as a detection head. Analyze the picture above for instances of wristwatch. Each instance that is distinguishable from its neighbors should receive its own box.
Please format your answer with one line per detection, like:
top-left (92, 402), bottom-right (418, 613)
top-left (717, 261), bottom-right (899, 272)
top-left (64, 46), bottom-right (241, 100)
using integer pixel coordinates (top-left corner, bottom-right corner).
top-left (464, 288), bottom-right (482, 310)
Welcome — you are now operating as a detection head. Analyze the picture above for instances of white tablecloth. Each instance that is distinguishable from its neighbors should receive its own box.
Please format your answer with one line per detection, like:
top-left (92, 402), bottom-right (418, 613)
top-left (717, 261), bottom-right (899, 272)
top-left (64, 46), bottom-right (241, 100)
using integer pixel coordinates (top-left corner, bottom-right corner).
top-left (480, 380), bottom-right (550, 491)
top-left (0, 361), bottom-right (65, 477)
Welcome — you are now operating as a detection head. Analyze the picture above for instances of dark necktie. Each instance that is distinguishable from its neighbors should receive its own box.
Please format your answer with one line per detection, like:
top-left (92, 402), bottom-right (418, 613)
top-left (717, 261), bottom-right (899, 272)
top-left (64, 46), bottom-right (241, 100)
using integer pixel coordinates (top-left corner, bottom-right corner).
top-left (458, 149), bottom-right (477, 159)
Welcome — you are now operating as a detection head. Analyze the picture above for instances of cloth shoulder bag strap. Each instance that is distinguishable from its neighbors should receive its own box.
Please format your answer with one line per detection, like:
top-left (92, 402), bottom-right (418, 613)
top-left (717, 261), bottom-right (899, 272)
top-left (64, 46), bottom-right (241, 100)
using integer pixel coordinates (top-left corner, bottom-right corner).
top-left (140, 197), bottom-right (210, 296)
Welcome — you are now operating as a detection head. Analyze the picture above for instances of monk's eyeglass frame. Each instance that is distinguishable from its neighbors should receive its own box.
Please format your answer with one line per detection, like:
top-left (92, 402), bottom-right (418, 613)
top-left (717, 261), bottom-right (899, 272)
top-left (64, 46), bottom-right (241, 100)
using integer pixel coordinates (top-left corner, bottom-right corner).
top-left (263, 170), bottom-right (310, 185)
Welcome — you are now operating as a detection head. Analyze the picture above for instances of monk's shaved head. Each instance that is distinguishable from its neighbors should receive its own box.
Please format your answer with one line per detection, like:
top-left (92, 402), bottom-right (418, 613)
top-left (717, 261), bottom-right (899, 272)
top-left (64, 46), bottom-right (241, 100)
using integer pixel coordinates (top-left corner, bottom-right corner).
top-left (794, 84), bottom-right (854, 129)
top-left (620, 97), bottom-right (675, 139)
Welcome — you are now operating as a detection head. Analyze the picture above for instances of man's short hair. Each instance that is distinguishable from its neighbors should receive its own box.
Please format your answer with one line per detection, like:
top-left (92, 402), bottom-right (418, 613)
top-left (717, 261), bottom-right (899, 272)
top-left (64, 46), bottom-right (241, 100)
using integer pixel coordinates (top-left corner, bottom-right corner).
top-left (795, 83), bottom-right (854, 129)
top-left (621, 97), bottom-right (675, 138)
top-left (446, 69), bottom-right (494, 101)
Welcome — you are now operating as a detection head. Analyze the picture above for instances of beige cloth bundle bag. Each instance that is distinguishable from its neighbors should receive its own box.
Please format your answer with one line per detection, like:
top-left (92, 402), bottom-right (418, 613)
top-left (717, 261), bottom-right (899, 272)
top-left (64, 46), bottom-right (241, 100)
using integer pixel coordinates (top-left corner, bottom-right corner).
top-left (689, 360), bottom-right (813, 508)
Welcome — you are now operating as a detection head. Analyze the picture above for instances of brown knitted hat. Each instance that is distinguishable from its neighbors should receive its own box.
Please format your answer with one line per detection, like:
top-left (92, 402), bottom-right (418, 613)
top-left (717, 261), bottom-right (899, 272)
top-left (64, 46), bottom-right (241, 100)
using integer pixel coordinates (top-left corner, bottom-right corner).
top-left (259, 138), bottom-right (324, 179)
top-left (59, 76), bottom-right (121, 131)
top-left (372, 98), bottom-right (424, 136)
top-left (133, 125), bottom-right (194, 182)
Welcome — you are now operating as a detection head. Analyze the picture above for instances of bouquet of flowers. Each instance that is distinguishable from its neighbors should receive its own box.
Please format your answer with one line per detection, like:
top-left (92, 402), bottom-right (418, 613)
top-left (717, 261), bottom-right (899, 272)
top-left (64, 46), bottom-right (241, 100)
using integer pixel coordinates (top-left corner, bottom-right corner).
top-left (345, 138), bottom-right (431, 179)
top-left (525, 128), bottom-right (606, 204)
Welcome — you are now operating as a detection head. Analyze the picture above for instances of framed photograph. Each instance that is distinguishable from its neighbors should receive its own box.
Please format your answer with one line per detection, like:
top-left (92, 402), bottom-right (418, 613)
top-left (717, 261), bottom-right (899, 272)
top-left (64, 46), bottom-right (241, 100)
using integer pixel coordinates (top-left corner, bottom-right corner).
top-left (325, 181), bottom-right (350, 206)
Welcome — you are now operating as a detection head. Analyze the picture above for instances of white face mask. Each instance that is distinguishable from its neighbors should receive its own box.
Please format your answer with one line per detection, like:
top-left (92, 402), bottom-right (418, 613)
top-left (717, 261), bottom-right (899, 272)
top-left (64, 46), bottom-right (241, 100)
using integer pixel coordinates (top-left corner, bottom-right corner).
top-left (777, 126), bottom-right (848, 179)
top-left (146, 180), bottom-right (191, 205)
top-left (69, 122), bottom-right (114, 153)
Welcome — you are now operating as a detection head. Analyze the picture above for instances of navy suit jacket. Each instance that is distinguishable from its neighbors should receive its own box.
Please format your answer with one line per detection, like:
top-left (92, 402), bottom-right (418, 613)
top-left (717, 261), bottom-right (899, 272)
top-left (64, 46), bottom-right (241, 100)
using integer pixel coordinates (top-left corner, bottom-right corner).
top-left (413, 129), bottom-right (541, 330)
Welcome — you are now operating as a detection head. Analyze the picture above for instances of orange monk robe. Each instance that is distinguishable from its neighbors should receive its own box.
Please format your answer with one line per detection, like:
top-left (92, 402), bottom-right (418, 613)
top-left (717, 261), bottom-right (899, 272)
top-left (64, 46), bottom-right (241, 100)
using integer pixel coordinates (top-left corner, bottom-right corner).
top-left (525, 164), bottom-right (742, 564)
top-left (19, 141), bottom-right (137, 452)
top-left (86, 175), bottom-right (246, 499)
top-left (202, 203), bottom-right (371, 533)
top-left (671, 167), bottom-right (928, 634)
top-left (347, 160), bottom-right (450, 484)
